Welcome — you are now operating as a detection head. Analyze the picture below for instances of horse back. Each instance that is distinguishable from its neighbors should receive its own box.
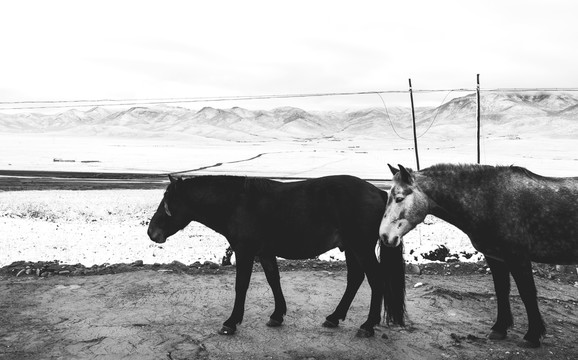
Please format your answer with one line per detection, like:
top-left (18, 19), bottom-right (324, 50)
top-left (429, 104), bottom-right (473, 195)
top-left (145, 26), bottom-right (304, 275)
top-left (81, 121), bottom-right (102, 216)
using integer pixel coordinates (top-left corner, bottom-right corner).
top-left (465, 172), bottom-right (578, 264)
top-left (507, 174), bottom-right (578, 263)
top-left (231, 175), bottom-right (386, 259)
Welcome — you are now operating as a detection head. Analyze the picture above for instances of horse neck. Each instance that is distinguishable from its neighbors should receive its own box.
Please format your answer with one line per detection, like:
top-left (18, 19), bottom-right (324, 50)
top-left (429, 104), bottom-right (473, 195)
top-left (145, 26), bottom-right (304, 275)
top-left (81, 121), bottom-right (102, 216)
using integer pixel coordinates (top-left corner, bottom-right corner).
top-left (416, 169), bottom-right (486, 231)
top-left (183, 177), bottom-right (245, 236)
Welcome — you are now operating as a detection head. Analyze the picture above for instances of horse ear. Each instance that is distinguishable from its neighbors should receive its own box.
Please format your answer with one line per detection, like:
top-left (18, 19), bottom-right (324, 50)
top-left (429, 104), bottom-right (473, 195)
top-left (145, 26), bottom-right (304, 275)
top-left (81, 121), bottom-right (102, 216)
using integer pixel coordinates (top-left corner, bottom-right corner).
top-left (388, 164), bottom-right (399, 176)
top-left (398, 164), bottom-right (414, 185)
top-left (168, 174), bottom-right (184, 183)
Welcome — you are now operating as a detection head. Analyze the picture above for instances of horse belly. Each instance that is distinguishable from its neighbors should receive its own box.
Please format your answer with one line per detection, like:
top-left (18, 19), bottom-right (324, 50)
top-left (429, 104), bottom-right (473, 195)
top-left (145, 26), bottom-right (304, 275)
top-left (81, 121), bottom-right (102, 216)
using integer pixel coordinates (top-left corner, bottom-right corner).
top-left (468, 240), bottom-right (506, 262)
top-left (526, 225), bottom-right (578, 265)
top-left (530, 239), bottom-right (578, 265)
top-left (522, 196), bottom-right (578, 264)
top-left (271, 230), bottom-right (343, 260)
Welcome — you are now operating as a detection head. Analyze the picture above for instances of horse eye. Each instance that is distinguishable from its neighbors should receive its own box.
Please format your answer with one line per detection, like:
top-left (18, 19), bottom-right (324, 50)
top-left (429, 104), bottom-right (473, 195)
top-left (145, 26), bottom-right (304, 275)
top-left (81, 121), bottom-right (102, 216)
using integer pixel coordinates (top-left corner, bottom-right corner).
top-left (164, 201), bottom-right (172, 217)
top-left (395, 197), bottom-right (404, 203)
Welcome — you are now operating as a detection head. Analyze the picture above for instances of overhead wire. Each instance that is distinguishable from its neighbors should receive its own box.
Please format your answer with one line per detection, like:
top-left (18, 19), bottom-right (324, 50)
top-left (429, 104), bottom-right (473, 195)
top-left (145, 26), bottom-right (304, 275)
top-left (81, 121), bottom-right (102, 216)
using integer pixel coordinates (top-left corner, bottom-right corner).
top-left (0, 88), bottom-right (502, 111)
top-left (0, 88), bottom-right (475, 105)
top-left (0, 90), bottom-right (418, 110)
top-left (376, 89), bottom-right (459, 140)
top-left (415, 89), bottom-right (455, 139)
top-left (1, 86), bottom-right (577, 114)
top-left (1, 87), bottom-right (576, 111)
top-left (375, 92), bottom-right (413, 141)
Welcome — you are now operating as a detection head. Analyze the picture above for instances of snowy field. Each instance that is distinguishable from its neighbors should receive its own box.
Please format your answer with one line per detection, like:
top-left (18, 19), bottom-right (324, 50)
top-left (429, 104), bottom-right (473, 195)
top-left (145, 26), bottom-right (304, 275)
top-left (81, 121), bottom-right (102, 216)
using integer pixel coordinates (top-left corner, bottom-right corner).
top-left (1, 134), bottom-right (576, 267)
top-left (0, 189), bottom-right (479, 267)
top-left (1, 132), bottom-right (576, 178)
top-left (1, 99), bottom-right (576, 267)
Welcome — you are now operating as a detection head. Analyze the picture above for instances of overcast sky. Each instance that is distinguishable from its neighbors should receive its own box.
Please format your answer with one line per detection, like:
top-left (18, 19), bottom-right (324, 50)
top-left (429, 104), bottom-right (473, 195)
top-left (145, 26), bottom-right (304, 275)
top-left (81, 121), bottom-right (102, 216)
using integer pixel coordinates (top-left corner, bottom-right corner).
top-left (1, 0), bottom-right (577, 111)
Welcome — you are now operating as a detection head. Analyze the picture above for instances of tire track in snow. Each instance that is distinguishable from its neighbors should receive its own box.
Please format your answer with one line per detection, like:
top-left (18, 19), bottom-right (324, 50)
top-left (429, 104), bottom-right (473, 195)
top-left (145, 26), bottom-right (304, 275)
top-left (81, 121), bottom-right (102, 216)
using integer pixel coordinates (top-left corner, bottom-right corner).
top-left (170, 151), bottom-right (299, 175)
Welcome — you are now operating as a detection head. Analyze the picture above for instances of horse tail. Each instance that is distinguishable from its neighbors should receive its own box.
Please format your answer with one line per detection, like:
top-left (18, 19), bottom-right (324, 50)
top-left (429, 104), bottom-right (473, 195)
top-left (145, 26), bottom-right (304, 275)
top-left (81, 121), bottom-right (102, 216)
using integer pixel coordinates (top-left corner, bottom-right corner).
top-left (381, 241), bottom-right (406, 326)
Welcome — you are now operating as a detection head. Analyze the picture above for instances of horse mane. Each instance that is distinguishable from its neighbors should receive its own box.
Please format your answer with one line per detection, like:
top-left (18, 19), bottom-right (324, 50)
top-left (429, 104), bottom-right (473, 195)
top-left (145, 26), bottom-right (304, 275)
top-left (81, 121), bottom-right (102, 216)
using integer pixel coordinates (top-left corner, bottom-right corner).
top-left (243, 177), bottom-right (279, 193)
top-left (422, 163), bottom-right (566, 182)
top-left (508, 165), bottom-right (551, 181)
top-left (179, 175), bottom-right (279, 194)
top-left (422, 163), bottom-right (491, 174)
top-left (182, 175), bottom-right (246, 188)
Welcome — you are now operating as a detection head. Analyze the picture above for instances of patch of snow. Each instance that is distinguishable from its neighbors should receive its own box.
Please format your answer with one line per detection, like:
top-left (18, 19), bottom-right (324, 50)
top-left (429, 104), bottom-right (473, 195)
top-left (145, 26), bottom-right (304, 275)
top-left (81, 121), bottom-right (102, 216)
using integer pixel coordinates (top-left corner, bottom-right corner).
top-left (0, 191), bottom-right (480, 267)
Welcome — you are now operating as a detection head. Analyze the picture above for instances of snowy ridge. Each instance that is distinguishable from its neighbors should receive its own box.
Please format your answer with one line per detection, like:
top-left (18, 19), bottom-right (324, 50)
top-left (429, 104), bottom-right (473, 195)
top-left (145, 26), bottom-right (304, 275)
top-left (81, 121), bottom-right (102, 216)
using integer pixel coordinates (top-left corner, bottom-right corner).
top-left (1, 92), bottom-right (577, 140)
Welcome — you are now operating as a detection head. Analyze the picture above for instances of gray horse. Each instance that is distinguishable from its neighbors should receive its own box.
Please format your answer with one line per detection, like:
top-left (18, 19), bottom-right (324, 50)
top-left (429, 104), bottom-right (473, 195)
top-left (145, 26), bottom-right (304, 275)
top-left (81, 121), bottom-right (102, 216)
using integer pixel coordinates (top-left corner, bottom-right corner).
top-left (379, 163), bottom-right (578, 347)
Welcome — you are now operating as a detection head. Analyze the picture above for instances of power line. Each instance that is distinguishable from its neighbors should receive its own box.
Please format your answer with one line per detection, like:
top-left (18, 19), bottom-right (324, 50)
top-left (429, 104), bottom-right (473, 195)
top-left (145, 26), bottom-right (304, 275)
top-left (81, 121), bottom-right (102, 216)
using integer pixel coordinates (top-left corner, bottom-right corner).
top-left (0, 89), bottom-right (472, 106)
top-left (0, 89), bottom-right (479, 110)
top-left (0, 90), bottom-right (410, 110)
top-left (485, 87), bottom-right (578, 93)
top-left (1, 87), bottom-right (577, 111)
top-left (375, 92), bottom-right (411, 140)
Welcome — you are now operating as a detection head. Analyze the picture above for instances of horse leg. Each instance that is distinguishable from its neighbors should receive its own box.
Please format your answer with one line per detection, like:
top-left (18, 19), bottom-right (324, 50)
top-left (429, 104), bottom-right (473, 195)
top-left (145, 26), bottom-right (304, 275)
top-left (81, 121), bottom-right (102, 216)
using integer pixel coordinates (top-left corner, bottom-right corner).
top-left (219, 250), bottom-right (254, 335)
top-left (381, 242), bottom-right (406, 326)
top-left (485, 257), bottom-right (513, 340)
top-left (508, 259), bottom-right (546, 347)
top-left (323, 250), bottom-right (365, 328)
top-left (259, 255), bottom-right (287, 327)
top-left (354, 250), bottom-right (383, 338)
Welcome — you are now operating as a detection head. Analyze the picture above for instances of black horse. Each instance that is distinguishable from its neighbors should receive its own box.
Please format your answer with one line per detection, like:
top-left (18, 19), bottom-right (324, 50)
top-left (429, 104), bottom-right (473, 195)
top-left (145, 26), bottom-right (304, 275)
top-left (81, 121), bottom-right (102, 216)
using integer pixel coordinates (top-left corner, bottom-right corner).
top-left (148, 175), bottom-right (405, 337)
top-left (380, 164), bottom-right (578, 347)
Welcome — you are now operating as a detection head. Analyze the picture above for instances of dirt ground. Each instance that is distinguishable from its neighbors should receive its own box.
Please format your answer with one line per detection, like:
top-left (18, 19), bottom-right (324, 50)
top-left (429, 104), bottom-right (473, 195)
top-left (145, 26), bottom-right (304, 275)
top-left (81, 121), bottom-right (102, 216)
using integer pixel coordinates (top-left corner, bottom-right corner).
top-left (1, 262), bottom-right (577, 360)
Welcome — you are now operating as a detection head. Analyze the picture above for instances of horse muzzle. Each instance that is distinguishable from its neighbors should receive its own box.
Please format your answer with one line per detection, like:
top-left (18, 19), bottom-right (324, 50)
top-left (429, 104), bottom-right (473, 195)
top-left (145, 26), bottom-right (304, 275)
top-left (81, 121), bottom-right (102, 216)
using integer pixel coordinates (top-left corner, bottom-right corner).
top-left (148, 227), bottom-right (167, 244)
top-left (379, 233), bottom-right (401, 248)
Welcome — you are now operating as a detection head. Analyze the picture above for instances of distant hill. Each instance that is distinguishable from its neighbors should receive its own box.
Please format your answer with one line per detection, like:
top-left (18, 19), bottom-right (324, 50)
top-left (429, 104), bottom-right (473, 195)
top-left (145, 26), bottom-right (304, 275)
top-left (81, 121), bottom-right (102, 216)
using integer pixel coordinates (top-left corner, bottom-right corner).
top-left (1, 92), bottom-right (577, 140)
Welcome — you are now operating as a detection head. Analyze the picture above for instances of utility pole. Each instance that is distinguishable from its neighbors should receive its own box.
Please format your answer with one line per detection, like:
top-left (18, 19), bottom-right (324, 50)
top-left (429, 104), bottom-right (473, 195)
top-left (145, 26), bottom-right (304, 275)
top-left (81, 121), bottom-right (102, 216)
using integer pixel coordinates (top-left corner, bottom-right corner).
top-left (476, 74), bottom-right (481, 164)
top-left (409, 78), bottom-right (420, 170)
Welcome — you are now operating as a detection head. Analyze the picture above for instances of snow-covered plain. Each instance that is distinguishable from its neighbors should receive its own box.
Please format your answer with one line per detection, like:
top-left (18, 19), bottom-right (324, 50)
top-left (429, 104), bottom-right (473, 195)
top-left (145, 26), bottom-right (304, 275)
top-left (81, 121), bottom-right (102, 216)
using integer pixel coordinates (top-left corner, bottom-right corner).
top-left (1, 93), bottom-right (576, 267)
top-left (0, 133), bottom-right (494, 267)
top-left (0, 189), bottom-right (479, 267)
top-left (0, 133), bottom-right (574, 267)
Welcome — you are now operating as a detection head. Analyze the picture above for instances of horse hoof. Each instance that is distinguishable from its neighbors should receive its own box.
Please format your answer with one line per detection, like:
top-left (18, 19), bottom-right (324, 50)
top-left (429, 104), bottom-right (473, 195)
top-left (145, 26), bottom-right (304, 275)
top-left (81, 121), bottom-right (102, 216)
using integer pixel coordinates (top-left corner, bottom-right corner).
top-left (356, 328), bottom-right (374, 338)
top-left (218, 325), bottom-right (236, 335)
top-left (266, 318), bottom-right (283, 327)
top-left (322, 319), bottom-right (338, 328)
top-left (521, 338), bottom-right (541, 348)
top-left (488, 330), bottom-right (507, 340)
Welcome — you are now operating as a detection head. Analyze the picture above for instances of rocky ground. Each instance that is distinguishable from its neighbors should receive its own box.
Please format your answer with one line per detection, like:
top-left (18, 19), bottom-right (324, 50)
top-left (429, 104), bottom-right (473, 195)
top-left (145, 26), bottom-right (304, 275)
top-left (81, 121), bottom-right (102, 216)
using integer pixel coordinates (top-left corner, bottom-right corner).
top-left (1, 176), bottom-right (577, 359)
top-left (2, 255), bottom-right (577, 285)
top-left (1, 259), bottom-right (577, 360)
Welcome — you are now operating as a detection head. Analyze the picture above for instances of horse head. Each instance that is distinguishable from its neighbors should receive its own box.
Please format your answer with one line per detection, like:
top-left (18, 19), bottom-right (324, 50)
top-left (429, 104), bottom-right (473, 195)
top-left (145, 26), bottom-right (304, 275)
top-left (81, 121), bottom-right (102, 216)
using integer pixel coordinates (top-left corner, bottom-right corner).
top-left (379, 164), bottom-right (430, 247)
top-left (148, 174), bottom-right (192, 243)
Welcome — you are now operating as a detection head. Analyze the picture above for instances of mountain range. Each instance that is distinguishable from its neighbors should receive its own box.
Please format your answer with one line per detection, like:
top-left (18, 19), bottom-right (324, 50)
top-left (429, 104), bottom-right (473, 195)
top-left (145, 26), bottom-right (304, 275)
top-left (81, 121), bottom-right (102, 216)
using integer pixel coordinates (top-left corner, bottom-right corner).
top-left (1, 92), bottom-right (577, 141)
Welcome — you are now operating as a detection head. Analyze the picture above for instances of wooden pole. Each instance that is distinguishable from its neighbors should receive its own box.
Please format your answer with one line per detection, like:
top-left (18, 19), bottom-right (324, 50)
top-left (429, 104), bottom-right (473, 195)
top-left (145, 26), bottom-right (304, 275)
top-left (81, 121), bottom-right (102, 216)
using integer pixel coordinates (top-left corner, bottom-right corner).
top-left (476, 74), bottom-right (481, 164)
top-left (409, 78), bottom-right (420, 170)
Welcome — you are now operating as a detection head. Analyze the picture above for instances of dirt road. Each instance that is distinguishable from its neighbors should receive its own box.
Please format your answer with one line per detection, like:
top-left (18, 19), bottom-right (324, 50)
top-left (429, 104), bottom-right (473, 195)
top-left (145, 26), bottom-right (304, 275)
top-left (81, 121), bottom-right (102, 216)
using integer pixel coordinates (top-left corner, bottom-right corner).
top-left (1, 267), bottom-right (577, 360)
top-left (0, 170), bottom-right (392, 192)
